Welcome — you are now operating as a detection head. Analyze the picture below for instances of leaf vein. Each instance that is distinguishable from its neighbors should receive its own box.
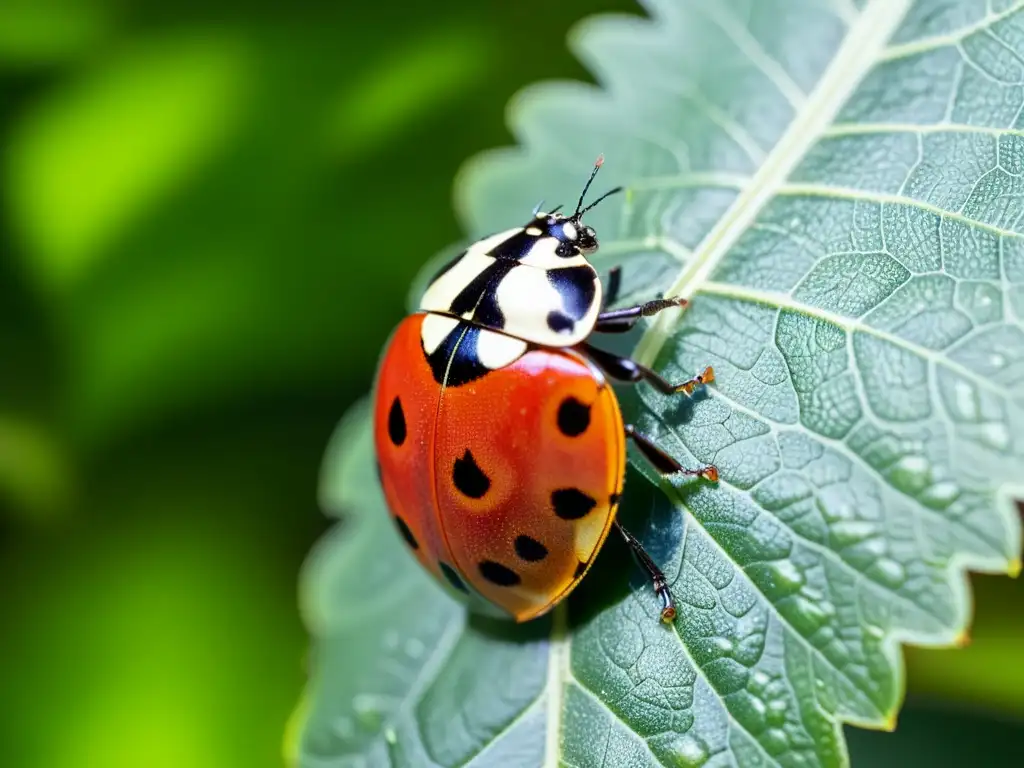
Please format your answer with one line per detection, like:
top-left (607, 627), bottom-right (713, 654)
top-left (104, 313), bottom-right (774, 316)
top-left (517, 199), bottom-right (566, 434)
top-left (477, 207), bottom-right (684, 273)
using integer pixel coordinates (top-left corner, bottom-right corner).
top-left (695, 279), bottom-right (1017, 402)
top-left (563, 677), bottom-right (669, 768)
top-left (382, 615), bottom-right (466, 766)
top-left (543, 603), bottom-right (571, 768)
top-left (878, 1), bottom-right (1024, 63)
top-left (823, 120), bottom-right (1024, 141)
top-left (774, 183), bottom-right (1023, 239)
top-left (672, 385), bottom-right (953, 623)
top-left (666, 488), bottom-right (885, 720)
top-left (694, 2), bottom-right (808, 110)
top-left (634, 0), bottom-right (915, 369)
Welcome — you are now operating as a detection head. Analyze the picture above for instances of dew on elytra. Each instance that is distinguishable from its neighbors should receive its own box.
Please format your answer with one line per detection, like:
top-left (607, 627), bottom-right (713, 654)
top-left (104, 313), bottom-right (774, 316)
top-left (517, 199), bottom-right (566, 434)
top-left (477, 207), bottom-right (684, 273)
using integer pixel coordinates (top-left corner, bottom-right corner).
top-left (866, 624), bottom-right (885, 640)
top-left (990, 353), bottom-right (1006, 368)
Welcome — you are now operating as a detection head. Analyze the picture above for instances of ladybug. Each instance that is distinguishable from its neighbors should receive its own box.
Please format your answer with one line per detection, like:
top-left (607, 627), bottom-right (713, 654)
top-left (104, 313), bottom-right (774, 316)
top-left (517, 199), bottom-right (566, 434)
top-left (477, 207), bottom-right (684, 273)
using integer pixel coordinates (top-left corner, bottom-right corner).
top-left (372, 157), bottom-right (717, 624)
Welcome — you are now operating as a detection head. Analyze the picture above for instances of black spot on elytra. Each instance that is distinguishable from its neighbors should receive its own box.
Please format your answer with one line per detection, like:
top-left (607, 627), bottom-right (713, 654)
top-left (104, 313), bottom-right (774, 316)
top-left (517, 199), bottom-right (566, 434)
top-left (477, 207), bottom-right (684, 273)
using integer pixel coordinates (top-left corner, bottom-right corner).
top-left (552, 488), bottom-right (597, 520)
top-left (547, 310), bottom-right (575, 334)
top-left (557, 396), bottom-right (591, 437)
top-left (393, 517), bottom-right (418, 550)
top-left (453, 449), bottom-right (490, 498)
top-left (440, 562), bottom-right (469, 593)
top-left (387, 397), bottom-right (406, 446)
top-left (479, 560), bottom-right (521, 587)
top-left (574, 561), bottom-right (588, 579)
top-left (514, 535), bottom-right (548, 562)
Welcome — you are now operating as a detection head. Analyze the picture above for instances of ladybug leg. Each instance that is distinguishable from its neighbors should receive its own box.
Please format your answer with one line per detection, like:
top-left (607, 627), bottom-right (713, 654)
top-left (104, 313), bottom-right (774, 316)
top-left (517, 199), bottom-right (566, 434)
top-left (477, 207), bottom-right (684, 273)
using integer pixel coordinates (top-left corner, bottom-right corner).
top-left (602, 266), bottom-right (623, 309)
top-left (614, 520), bottom-right (677, 623)
top-left (582, 344), bottom-right (715, 396)
top-left (624, 424), bottom-right (719, 483)
top-left (594, 296), bottom-right (686, 334)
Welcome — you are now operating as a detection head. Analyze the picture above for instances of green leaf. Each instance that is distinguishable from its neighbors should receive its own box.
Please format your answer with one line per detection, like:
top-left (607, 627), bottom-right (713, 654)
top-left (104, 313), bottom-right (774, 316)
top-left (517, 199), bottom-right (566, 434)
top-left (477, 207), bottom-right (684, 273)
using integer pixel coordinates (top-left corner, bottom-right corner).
top-left (0, 0), bottom-right (113, 69)
top-left (4, 32), bottom-right (251, 294)
top-left (322, 26), bottom-right (493, 162)
top-left (296, 1), bottom-right (1024, 766)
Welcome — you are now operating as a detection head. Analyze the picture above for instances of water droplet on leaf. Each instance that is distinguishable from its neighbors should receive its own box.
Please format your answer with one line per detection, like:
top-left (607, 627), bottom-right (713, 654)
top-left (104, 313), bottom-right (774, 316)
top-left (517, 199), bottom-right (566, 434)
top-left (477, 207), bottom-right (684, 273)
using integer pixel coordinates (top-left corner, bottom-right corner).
top-left (981, 422), bottom-right (1010, 451)
top-left (669, 734), bottom-right (709, 767)
top-left (953, 380), bottom-right (978, 419)
top-left (872, 558), bottom-right (906, 588)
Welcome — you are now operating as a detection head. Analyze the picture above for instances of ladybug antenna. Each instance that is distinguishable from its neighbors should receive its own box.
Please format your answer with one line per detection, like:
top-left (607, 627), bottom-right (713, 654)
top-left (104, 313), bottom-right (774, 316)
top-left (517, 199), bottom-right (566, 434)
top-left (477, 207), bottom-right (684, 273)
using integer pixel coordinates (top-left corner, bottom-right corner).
top-left (572, 155), bottom-right (605, 218)
top-left (578, 185), bottom-right (624, 218)
top-left (572, 154), bottom-right (623, 220)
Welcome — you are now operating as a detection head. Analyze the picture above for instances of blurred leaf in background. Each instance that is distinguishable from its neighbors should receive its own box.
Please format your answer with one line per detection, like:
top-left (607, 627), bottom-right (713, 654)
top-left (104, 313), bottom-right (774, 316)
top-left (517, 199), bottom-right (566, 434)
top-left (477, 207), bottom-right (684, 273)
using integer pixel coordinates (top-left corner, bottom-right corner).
top-left (1, 1), bottom-right (1023, 767)
top-left (0, 1), bottom-right (636, 766)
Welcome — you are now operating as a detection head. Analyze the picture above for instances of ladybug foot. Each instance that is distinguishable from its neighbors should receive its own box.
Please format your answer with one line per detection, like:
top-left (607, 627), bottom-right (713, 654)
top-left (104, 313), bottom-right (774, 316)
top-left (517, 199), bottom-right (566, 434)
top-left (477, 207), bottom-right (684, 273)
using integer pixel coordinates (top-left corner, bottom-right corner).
top-left (625, 425), bottom-right (719, 484)
top-left (656, 579), bottom-right (678, 623)
top-left (616, 521), bottom-right (679, 625)
top-left (674, 365), bottom-right (715, 395)
top-left (681, 465), bottom-right (719, 483)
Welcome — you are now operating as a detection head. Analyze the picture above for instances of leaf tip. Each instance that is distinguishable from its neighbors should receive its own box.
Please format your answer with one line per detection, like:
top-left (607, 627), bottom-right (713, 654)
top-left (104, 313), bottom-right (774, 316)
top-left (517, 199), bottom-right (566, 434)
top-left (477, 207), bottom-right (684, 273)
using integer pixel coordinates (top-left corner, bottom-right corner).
top-left (954, 629), bottom-right (972, 648)
top-left (1008, 558), bottom-right (1021, 578)
top-left (881, 713), bottom-right (899, 732)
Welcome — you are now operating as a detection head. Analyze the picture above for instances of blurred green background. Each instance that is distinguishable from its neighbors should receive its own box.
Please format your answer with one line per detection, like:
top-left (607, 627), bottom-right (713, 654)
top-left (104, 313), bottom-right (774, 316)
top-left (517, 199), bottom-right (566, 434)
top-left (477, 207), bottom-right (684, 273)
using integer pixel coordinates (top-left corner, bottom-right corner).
top-left (0, 1), bottom-right (1022, 766)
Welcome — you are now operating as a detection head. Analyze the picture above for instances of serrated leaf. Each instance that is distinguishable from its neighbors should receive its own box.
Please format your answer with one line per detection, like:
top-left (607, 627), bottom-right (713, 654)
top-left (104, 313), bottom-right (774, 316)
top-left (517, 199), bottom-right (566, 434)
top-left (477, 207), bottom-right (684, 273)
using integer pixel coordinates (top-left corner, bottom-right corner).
top-left (296, 1), bottom-right (1024, 766)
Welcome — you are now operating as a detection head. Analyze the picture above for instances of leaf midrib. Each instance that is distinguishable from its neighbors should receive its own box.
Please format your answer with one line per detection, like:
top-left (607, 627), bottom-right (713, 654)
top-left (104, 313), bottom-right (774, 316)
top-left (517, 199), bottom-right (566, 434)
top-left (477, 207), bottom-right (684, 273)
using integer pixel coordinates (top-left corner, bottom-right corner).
top-left (632, 0), bottom-right (914, 369)
top-left (598, 0), bottom-right (915, 757)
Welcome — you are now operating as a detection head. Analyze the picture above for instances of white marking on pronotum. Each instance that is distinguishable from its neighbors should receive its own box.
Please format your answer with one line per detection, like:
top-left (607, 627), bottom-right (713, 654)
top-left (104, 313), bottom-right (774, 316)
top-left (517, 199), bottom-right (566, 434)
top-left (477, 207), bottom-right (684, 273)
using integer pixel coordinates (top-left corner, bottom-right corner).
top-left (419, 251), bottom-right (491, 314)
top-left (494, 265), bottom-right (571, 341)
top-left (474, 327), bottom-right (528, 369)
top-left (420, 313), bottom-right (459, 354)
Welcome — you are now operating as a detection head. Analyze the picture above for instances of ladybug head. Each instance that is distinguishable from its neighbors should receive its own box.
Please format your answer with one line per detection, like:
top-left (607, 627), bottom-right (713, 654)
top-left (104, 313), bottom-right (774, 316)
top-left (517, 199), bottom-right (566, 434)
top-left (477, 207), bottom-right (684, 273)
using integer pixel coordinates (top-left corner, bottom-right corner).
top-left (530, 156), bottom-right (622, 258)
